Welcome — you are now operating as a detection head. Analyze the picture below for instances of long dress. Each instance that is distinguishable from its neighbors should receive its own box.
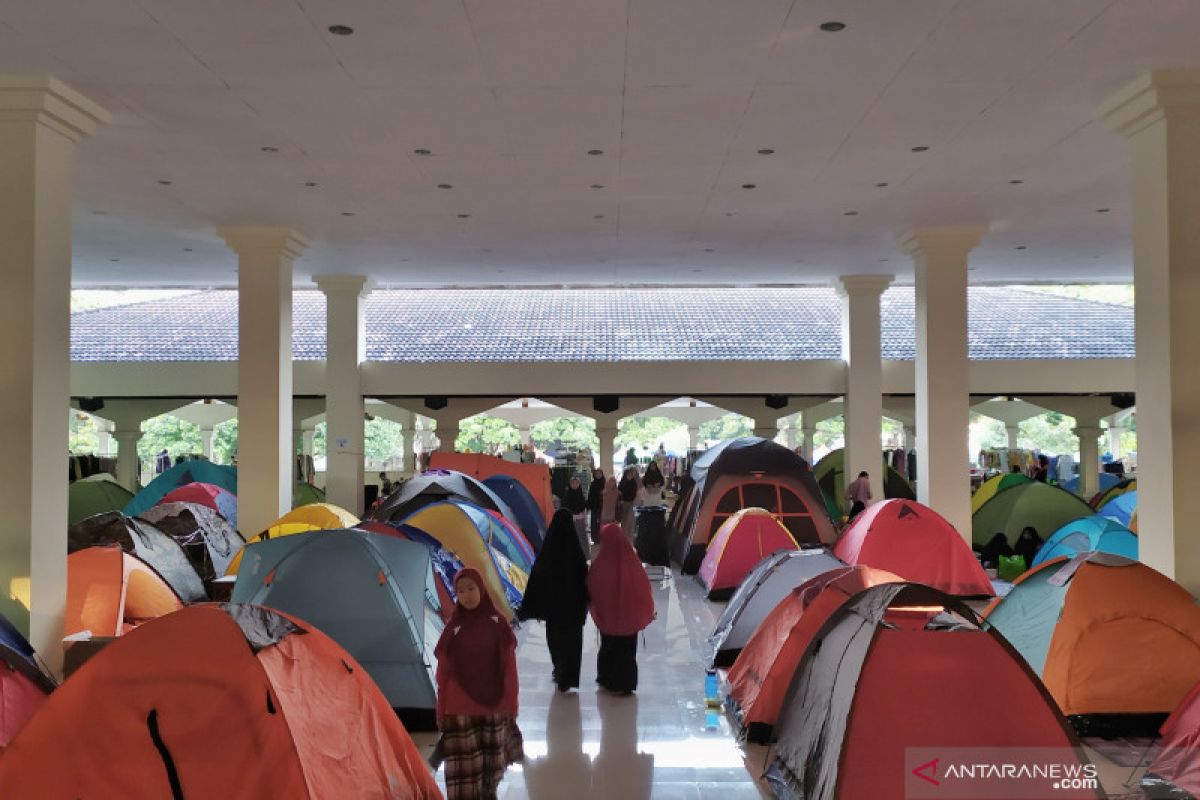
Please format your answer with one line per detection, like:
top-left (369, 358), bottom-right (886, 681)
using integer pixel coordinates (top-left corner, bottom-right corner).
top-left (587, 523), bottom-right (655, 694)
top-left (518, 510), bottom-right (589, 691)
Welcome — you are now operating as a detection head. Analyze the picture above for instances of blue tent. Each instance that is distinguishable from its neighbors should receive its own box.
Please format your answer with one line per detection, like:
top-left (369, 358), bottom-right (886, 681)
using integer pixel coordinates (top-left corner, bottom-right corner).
top-left (0, 611), bottom-right (55, 691)
top-left (1033, 515), bottom-right (1138, 567)
top-left (123, 461), bottom-right (237, 518)
top-left (1060, 472), bottom-right (1121, 496)
top-left (231, 529), bottom-right (442, 730)
top-left (1098, 490), bottom-right (1138, 527)
top-left (483, 474), bottom-right (547, 551)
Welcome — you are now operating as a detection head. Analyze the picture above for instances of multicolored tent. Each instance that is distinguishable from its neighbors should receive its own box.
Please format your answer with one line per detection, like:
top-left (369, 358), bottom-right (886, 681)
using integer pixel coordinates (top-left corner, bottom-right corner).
top-left (224, 503), bottom-right (361, 575)
top-left (984, 553), bottom-right (1200, 734)
top-left (1061, 471), bottom-right (1122, 497)
top-left (971, 472), bottom-right (1032, 514)
top-left (1091, 477), bottom-right (1136, 510)
top-left (812, 447), bottom-right (916, 519)
top-left (1098, 489), bottom-right (1137, 527)
top-left (970, 480), bottom-right (1092, 548)
top-left (834, 499), bottom-right (993, 596)
top-left (705, 547), bottom-right (845, 668)
top-left (0, 613), bottom-right (54, 752)
top-left (1033, 515), bottom-right (1138, 567)
top-left (0, 604), bottom-right (441, 799)
top-left (68, 478), bottom-right (134, 527)
top-left (483, 474), bottom-right (547, 551)
top-left (697, 508), bottom-right (799, 601)
top-left (374, 470), bottom-right (516, 529)
top-left (158, 482), bottom-right (238, 529)
top-left (138, 501), bottom-right (244, 581)
top-left (68, 512), bottom-right (206, 602)
top-left (430, 452), bottom-right (554, 524)
top-left (65, 547), bottom-right (184, 637)
top-left (123, 461), bottom-right (237, 518)
top-left (763, 582), bottom-right (1096, 800)
top-left (232, 530), bottom-right (442, 729)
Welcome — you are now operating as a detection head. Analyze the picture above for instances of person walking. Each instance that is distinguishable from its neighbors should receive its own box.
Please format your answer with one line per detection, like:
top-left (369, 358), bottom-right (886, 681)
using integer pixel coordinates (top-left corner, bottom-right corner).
top-left (586, 468), bottom-right (606, 542)
top-left (518, 509), bottom-right (590, 693)
top-left (844, 470), bottom-right (872, 522)
top-left (617, 467), bottom-right (640, 536)
top-left (640, 462), bottom-right (666, 506)
top-left (434, 568), bottom-right (525, 799)
top-left (559, 476), bottom-right (588, 553)
top-left (601, 475), bottom-right (619, 526)
top-left (587, 523), bottom-right (655, 695)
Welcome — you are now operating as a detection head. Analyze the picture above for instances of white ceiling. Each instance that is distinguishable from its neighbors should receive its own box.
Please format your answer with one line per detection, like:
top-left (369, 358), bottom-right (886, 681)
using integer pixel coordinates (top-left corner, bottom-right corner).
top-left (3, 0), bottom-right (1197, 287)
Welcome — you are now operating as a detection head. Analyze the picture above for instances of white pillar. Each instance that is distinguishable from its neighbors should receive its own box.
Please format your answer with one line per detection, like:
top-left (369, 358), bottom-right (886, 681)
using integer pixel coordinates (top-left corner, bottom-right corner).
top-left (753, 425), bottom-right (778, 442)
top-left (1100, 71), bottom-right (1200, 589)
top-left (900, 226), bottom-right (987, 541)
top-left (686, 425), bottom-right (701, 451)
top-left (438, 424), bottom-right (459, 453)
top-left (783, 422), bottom-right (797, 450)
top-left (113, 430), bottom-right (143, 492)
top-left (96, 429), bottom-right (113, 458)
top-left (801, 422), bottom-right (817, 464)
top-left (0, 76), bottom-right (108, 664)
top-left (1074, 423), bottom-right (1103, 499)
top-left (401, 428), bottom-right (416, 475)
top-left (1005, 424), bottom-right (1021, 456)
top-left (199, 427), bottom-right (215, 461)
top-left (1107, 425), bottom-right (1126, 460)
top-left (838, 275), bottom-right (892, 500)
top-left (598, 426), bottom-right (617, 473)
top-left (219, 227), bottom-right (309, 535)
top-left (316, 275), bottom-right (370, 515)
top-left (519, 427), bottom-right (532, 446)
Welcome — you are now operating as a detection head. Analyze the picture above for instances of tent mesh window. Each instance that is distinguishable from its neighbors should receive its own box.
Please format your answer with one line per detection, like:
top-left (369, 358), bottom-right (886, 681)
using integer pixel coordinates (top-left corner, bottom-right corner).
top-left (710, 483), bottom-right (818, 543)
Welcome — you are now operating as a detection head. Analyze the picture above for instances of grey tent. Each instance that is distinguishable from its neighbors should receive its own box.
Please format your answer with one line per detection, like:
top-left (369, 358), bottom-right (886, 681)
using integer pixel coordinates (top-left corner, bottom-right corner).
top-left (138, 501), bottom-right (245, 581)
top-left (231, 529), bottom-right (442, 730)
top-left (67, 512), bottom-right (206, 602)
top-left (373, 470), bottom-right (517, 528)
top-left (705, 547), bottom-right (844, 668)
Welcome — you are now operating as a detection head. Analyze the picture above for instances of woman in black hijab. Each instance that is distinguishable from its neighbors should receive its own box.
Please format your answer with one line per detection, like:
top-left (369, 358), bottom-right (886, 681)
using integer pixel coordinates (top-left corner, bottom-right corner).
top-left (518, 509), bottom-right (590, 693)
top-left (1014, 526), bottom-right (1043, 568)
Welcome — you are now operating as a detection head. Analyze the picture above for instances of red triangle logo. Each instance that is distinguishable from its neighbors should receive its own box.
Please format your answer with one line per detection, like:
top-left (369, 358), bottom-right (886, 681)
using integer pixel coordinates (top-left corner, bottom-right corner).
top-left (912, 758), bottom-right (940, 786)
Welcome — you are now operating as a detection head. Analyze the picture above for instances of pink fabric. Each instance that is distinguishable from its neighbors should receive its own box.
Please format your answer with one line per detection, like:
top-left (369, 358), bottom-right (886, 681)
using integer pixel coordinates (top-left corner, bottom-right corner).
top-left (587, 524), bottom-right (655, 636)
top-left (834, 499), bottom-right (993, 596)
top-left (698, 511), bottom-right (799, 593)
top-left (0, 670), bottom-right (48, 751)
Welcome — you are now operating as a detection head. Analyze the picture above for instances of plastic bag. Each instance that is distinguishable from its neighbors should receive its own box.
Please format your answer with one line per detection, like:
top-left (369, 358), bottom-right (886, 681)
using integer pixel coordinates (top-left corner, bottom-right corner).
top-left (998, 554), bottom-right (1027, 582)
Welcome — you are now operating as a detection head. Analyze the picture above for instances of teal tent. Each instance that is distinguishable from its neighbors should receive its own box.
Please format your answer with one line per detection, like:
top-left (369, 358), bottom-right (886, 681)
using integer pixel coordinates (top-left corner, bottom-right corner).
top-left (231, 529), bottom-right (441, 730)
top-left (1034, 515), bottom-right (1137, 567)
top-left (124, 462), bottom-right (237, 518)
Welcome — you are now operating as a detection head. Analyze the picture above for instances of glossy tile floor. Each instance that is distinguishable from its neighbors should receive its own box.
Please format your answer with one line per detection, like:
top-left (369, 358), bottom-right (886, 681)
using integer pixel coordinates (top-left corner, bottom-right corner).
top-left (414, 568), bottom-right (771, 799)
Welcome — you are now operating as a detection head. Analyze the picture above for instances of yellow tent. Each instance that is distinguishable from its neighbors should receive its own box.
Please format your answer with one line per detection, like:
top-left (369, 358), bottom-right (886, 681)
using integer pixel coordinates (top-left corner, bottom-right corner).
top-left (971, 473), bottom-right (1033, 514)
top-left (403, 503), bottom-right (528, 619)
top-left (226, 504), bottom-right (361, 575)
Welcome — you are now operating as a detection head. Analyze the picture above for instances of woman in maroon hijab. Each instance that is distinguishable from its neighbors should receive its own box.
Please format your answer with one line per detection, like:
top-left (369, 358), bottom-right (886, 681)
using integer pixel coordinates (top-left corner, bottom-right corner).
top-left (435, 568), bottom-right (525, 799)
top-left (587, 523), bottom-right (656, 694)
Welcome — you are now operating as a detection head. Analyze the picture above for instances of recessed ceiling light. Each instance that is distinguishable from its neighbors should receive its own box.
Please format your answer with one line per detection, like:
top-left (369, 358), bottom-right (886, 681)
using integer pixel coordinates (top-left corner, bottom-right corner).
top-left (482, 248), bottom-right (493, 253)
top-left (875, 182), bottom-right (889, 188)
top-left (92, 210), bottom-right (106, 215)
top-left (819, 21), bottom-right (847, 32)
top-left (742, 183), bottom-right (756, 189)
top-left (158, 179), bottom-right (172, 186)
top-left (591, 184), bottom-right (605, 189)
top-left (260, 146), bottom-right (279, 153)
top-left (704, 248), bottom-right (715, 253)
top-left (691, 269), bottom-right (703, 273)
top-left (110, 258), bottom-right (120, 262)
top-left (457, 213), bottom-right (471, 219)
top-left (341, 211), bottom-right (355, 217)
top-left (968, 266), bottom-right (978, 271)
top-left (844, 210), bottom-right (859, 216)
top-left (879, 258), bottom-right (889, 262)
top-left (437, 184), bottom-right (452, 189)
top-left (413, 148), bottom-right (432, 156)
top-left (725, 212), bottom-right (735, 217)
top-left (757, 148), bottom-right (775, 155)
top-left (594, 214), bottom-right (605, 219)
top-left (328, 24), bottom-right (354, 36)
top-left (1015, 245), bottom-right (1027, 250)
top-left (1096, 208), bottom-right (1111, 213)
top-left (304, 181), bottom-right (318, 187)
top-left (911, 146), bottom-right (930, 152)
top-left (1009, 179), bottom-right (1024, 185)
top-left (587, 149), bottom-right (604, 155)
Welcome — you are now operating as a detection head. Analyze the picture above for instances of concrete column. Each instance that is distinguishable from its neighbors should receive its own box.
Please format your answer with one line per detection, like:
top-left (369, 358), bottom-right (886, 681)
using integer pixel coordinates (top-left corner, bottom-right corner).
top-left (783, 423), bottom-right (797, 450)
top-left (113, 430), bottom-right (143, 492)
top-left (401, 428), bottom-right (416, 475)
top-left (801, 422), bottom-right (817, 464)
top-left (96, 429), bottom-right (113, 457)
top-left (1074, 423), bottom-right (1103, 499)
top-left (518, 427), bottom-right (532, 446)
top-left (1005, 424), bottom-right (1021, 456)
top-left (199, 427), bottom-right (215, 461)
top-left (302, 429), bottom-right (315, 458)
top-left (686, 425), bottom-right (701, 451)
top-left (597, 426), bottom-right (617, 473)
top-left (1107, 425), bottom-right (1126, 460)
top-left (0, 77), bottom-right (108, 660)
top-left (900, 226), bottom-right (987, 541)
top-left (838, 275), bottom-right (892, 500)
top-left (1100, 71), bottom-right (1200, 588)
top-left (753, 425), bottom-right (778, 442)
top-left (219, 227), bottom-right (309, 535)
top-left (903, 426), bottom-right (916, 454)
top-left (316, 275), bottom-right (370, 514)
top-left (437, 425), bottom-right (459, 453)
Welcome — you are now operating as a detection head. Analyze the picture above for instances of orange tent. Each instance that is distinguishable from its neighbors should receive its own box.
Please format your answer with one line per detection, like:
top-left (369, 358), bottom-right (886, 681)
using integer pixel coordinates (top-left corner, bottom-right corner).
top-left (429, 452), bottom-right (553, 523)
top-left (0, 604), bottom-right (442, 799)
top-left (66, 547), bottom-right (184, 637)
top-left (726, 565), bottom-right (901, 743)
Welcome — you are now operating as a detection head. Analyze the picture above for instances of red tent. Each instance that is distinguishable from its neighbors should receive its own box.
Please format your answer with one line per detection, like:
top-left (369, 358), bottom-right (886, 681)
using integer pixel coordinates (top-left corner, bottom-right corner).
top-left (697, 508), bottom-right (798, 600)
top-left (1149, 680), bottom-right (1200, 796)
top-left (833, 499), bottom-right (993, 596)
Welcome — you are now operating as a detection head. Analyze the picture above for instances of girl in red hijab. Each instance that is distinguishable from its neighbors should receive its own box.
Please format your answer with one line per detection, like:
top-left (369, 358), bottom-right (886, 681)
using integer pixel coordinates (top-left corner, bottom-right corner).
top-left (587, 523), bottom-right (655, 694)
top-left (434, 568), bottom-right (524, 799)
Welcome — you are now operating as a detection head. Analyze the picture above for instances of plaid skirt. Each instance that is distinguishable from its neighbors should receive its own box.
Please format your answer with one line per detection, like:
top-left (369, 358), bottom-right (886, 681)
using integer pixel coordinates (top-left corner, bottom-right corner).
top-left (441, 714), bottom-right (525, 800)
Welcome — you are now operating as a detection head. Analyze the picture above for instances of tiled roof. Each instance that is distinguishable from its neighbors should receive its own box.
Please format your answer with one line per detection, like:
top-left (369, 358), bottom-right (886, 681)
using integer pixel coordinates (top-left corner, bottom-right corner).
top-left (69, 286), bottom-right (1133, 363)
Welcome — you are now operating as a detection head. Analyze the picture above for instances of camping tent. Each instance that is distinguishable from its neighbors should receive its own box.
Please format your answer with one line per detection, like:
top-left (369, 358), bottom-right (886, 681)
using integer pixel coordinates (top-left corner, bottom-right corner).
top-left (138, 501), bottom-right (244, 580)
top-left (225, 504), bottom-right (362, 576)
top-left (430, 452), bottom-right (554, 524)
top-left (401, 501), bottom-right (528, 618)
top-left (1033, 515), bottom-right (1138, 566)
top-left (374, 470), bottom-right (517, 527)
top-left (984, 553), bottom-right (1200, 734)
top-left (834, 499), bottom-right (994, 596)
top-left (705, 547), bottom-right (845, 668)
top-left (1098, 490), bottom-right (1137, 527)
top-left (158, 482), bottom-right (239, 528)
top-left (697, 508), bottom-right (799, 601)
top-left (671, 437), bottom-right (835, 574)
top-left (725, 566), bottom-right (901, 743)
top-left (1061, 472), bottom-right (1122, 496)
top-left (1145, 680), bottom-right (1200, 797)
top-left (970, 480), bottom-right (1092, 548)
top-left (359, 521), bottom-right (465, 621)
top-left (65, 547), bottom-right (184, 637)
top-left (68, 478), bottom-right (134, 527)
top-left (812, 448), bottom-right (916, 518)
top-left (231, 530), bottom-right (442, 729)
top-left (0, 604), bottom-right (440, 799)
top-left (0, 613), bottom-right (54, 752)
top-left (483, 474), bottom-right (548, 551)
top-left (1091, 477), bottom-right (1137, 510)
top-left (123, 461), bottom-right (237, 518)
top-left (971, 472), bottom-right (1032, 514)
top-left (763, 582), bottom-right (1096, 800)
top-left (293, 482), bottom-right (325, 508)
top-left (68, 512), bottom-right (206, 602)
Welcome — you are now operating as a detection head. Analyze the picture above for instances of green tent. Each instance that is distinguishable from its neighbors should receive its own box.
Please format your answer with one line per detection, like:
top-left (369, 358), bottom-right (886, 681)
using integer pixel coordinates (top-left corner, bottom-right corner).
top-left (971, 481), bottom-right (1092, 548)
top-left (293, 482), bottom-right (325, 508)
top-left (67, 479), bottom-right (134, 527)
top-left (813, 448), bottom-right (915, 519)
top-left (971, 472), bottom-right (1033, 514)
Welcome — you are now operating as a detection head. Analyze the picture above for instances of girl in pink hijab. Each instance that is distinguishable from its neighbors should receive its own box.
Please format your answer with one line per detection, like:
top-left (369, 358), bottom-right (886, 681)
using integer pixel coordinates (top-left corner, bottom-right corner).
top-left (587, 523), bottom-right (655, 694)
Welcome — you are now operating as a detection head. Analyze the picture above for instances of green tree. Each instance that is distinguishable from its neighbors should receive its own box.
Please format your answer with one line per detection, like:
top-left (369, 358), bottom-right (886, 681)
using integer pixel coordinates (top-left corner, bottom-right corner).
top-left (69, 412), bottom-right (99, 454)
top-left (813, 416), bottom-right (844, 451)
top-left (312, 422), bottom-right (327, 457)
top-left (456, 415), bottom-right (519, 453)
top-left (213, 418), bottom-right (238, 464)
top-left (697, 414), bottom-right (753, 445)
top-left (531, 417), bottom-right (597, 452)
top-left (617, 416), bottom-right (684, 450)
top-left (1019, 411), bottom-right (1080, 454)
top-left (365, 417), bottom-right (406, 461)
top-left (137, 415), bottom-right (202, 460)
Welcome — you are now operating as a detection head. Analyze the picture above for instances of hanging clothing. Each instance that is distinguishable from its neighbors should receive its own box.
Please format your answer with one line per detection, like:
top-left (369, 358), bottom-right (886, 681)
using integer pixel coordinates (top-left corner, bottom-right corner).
top-left (588, 524), bottom-right (654, 637)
